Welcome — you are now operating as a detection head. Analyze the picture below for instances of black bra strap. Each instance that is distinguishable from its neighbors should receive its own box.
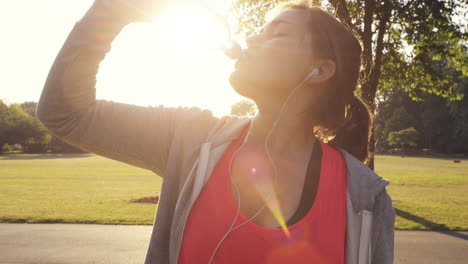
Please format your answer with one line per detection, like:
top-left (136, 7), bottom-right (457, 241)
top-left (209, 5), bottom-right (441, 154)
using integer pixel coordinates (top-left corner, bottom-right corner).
top-left (285, 139), bottom-right (322, 227)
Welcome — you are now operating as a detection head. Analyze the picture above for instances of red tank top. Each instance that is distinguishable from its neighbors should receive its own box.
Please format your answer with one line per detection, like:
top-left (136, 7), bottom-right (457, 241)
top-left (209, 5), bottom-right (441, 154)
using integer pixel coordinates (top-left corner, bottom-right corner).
top-left (179, 129), bottom-right (347, 264)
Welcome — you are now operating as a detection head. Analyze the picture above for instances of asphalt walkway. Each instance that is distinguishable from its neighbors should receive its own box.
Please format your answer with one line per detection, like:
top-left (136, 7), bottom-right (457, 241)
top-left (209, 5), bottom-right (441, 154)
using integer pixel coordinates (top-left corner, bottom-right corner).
top-left (0, 224), bottom-right (467, 263)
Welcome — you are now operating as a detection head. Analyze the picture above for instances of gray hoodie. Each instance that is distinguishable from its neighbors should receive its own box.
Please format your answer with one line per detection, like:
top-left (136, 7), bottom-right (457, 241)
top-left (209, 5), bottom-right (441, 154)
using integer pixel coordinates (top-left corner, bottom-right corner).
top-left (37, 4), bottom-right (394, 264)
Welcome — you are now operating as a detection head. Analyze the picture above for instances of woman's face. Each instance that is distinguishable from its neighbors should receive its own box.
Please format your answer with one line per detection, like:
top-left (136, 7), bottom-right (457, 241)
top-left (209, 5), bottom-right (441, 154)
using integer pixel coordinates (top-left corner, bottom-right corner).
top-left (230, 9), bottom-right (315, 102)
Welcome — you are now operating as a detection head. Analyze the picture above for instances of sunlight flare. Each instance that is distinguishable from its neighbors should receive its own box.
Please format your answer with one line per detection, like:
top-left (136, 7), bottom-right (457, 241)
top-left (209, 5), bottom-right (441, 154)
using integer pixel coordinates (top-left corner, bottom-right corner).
top-left (97, 0), bottom-right (242, 116)
top-left (242, 153), bottom-right (292, 238)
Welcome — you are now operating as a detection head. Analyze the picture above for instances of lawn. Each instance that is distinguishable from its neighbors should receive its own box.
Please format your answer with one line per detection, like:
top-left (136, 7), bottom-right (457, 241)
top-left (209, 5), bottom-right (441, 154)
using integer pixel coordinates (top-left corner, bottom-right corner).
top-left (375, 155), bottom-right (468, 230)
top-left (0, 153), bottom-right (467, 230)
top-left (0, 154), bottom-right (161, 225)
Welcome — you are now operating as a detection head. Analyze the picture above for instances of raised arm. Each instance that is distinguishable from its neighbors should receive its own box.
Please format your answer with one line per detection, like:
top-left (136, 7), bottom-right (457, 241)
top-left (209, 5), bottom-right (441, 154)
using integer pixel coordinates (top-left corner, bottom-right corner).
top-left (36, 0), bottom-right (217, 177)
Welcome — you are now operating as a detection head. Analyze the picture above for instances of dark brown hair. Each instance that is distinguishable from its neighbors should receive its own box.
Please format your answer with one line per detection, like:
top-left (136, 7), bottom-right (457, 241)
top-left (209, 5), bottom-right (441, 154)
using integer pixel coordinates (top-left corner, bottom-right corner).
top-left (274, 1), bottom-right (373, 164)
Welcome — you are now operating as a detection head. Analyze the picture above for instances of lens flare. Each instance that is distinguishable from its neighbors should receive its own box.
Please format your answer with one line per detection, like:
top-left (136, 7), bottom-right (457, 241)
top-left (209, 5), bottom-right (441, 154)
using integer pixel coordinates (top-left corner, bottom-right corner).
top-left (240, 153), bottom-right (291, 238)
top-left (264, 194), bottom-right (291, 238)
top-left (265, 229), bottom-right (327, 264)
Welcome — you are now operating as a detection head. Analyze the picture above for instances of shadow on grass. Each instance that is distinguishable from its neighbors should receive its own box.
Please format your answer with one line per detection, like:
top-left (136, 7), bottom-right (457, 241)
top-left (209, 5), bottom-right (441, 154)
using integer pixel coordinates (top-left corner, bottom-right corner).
top-left (0, 153), bottom-right (93, 160)
top-left (395, 208), bottom-right (468, 241)
top-left (130, 196), bottom-right (159, 204)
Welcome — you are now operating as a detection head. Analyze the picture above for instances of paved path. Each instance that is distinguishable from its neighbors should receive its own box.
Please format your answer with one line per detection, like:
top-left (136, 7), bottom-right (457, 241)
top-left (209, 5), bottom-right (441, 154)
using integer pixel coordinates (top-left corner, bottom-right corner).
top-left (0, 224), bottom-right (150, 264)
top-left (395, 230), bottom-right (468, 264)
top-left (0, 224), bottom-right (467, 263)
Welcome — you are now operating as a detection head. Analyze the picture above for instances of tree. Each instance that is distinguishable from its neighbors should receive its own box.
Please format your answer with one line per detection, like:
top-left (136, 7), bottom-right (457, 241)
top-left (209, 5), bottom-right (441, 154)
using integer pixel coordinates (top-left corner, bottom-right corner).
top-left (18, 101), bottom-right (85, 153)
top-left (231, 0), bottom-right (467, 168)
top-left (19, 102), bottom-right (38, 117)
top-left (0, 101), bottom-right (51, 153)
top-left (379, 106), bottom-right (416, 150)
top-left (375, 79), bottom-right (468, 155)
top-left (0, 100), bottom-right (84, 154)
top-left (22, 134), bottom-right (52, 153)
top-left (447, 77), bottom-right (468, 152)
top-left (231, 100), bottom-right (257, 116)
top-left (387, 127), bottom-right (420, 155)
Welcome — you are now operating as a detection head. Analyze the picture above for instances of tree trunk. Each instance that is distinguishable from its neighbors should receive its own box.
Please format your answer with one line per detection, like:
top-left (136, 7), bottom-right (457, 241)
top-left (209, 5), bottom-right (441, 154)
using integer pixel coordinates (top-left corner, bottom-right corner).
top-left (360, 0), bottom-right (376, 170)
top-left (359, 0), bottom-right (392, 170)
top-left (328, 0), bottom-right (393, 170)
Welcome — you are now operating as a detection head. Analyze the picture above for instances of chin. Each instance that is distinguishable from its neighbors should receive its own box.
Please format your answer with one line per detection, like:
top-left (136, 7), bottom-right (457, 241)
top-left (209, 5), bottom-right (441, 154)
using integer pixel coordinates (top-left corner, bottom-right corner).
top-left (229, 70), bottom-right (256, 99)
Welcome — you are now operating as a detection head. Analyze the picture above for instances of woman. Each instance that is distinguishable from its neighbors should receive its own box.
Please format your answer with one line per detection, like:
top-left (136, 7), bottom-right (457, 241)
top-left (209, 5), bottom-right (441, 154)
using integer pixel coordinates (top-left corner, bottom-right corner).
top-left (37, 0), bottom-right (394, 263)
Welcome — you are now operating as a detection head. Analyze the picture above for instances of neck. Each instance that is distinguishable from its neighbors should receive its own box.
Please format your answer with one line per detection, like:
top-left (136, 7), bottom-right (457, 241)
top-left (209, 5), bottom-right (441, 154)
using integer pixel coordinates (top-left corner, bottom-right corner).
top-left (249, 98), bottom-right (316, 156)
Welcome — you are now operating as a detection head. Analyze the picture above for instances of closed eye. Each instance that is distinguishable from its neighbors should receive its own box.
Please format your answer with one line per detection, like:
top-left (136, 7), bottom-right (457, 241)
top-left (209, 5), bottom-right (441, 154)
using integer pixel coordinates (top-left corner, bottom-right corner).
top-left (268, 33), bottom-right (288, 39)
top-left (273, 33), bottom-right (287, 37)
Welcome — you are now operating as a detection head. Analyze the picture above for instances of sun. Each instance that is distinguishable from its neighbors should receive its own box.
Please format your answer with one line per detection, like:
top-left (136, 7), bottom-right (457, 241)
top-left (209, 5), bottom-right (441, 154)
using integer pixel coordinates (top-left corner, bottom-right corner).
top-left (155, 2), bottom-right (231, 51)
top-left (96, 0), bottom-right (243, 116)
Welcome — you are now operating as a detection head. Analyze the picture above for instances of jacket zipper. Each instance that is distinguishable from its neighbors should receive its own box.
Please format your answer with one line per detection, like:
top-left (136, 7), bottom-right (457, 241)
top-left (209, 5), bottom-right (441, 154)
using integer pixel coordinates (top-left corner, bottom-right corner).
top-left (358, 210), bottom-right (373, 264)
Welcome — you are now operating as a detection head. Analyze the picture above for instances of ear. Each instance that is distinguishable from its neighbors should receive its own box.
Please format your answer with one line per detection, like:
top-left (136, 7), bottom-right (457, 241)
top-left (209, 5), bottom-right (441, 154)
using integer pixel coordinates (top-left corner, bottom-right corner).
top-left (305, 59), bottom-right (336, 84)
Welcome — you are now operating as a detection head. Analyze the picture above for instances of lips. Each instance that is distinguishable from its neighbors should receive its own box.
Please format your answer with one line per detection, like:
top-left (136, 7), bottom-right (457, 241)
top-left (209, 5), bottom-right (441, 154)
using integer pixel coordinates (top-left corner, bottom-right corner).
top-left (234, 50), bottom-right (254, 69)
top-left (234, 52), bottom-right (248, 69)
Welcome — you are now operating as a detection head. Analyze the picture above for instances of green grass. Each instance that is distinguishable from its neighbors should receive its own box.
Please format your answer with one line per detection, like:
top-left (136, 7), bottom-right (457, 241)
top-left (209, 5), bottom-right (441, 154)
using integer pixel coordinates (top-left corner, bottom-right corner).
top-left (0, 153), bottom-right (467, 230)
top-left (375, 155), bottom-right (468, 230)
top-left (0, 154), bottom-right (161, 225)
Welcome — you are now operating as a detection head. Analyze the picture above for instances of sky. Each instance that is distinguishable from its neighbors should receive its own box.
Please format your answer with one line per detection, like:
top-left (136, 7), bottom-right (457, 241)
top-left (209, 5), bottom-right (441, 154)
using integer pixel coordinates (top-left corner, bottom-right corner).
top-left (1, 0), bottom-right (243, 116)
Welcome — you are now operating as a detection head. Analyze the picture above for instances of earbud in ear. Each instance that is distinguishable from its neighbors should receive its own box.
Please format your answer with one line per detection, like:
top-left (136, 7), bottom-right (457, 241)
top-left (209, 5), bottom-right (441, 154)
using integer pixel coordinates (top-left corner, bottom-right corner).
top-left (305, 68), bottom-right (320, 80)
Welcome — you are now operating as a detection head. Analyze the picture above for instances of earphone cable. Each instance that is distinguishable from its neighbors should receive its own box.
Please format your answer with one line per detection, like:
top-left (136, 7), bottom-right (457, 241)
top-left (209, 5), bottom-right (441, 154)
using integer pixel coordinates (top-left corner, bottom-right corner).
top-left (207, 74), bottom-right (313, 263)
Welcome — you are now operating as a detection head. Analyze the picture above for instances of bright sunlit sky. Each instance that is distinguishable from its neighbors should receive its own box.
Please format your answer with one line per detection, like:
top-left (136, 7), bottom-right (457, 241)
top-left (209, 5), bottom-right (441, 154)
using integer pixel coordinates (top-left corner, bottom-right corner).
top-left (1, 0), bottom-right (244, 116)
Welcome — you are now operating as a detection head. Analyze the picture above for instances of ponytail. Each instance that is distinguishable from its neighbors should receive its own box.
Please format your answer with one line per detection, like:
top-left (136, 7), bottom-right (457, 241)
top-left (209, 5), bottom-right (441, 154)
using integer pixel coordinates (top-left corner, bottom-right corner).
top-left (331, 95), bottom-right (373, 164)
top-left (276, 3), bottom-right (372, 164)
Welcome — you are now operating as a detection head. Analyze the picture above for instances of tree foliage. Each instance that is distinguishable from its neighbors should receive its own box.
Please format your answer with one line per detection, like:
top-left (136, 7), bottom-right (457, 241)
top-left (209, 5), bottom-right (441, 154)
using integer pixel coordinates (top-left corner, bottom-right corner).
top-left (375, 78), bottom-right (468, 154)
top-left (0, 100), bottom-right (48, 151)
top-left (231, 0), bottom-right (467, 166)
top-left (0, 100), bottom-right (85, 153)
top-left (231, 99), bottom-right (257, 116)
top-left (232, 0), bottom-right (467, 101)
top-left (387, 127), bottom-right (420, 155)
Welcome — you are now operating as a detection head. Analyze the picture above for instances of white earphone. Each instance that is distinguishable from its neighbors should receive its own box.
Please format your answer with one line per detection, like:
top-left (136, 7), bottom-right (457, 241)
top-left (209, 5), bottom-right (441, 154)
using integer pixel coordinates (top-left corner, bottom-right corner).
top-left (207, 67), bottom-right (320, 263)
top-left (305, 67), bottom-right (320, 80)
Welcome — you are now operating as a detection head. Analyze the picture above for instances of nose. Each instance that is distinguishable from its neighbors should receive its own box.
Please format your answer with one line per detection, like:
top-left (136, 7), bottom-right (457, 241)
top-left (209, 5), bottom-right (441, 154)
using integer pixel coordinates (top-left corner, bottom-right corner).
top-left (245, 32), bottom-right (264, 48)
